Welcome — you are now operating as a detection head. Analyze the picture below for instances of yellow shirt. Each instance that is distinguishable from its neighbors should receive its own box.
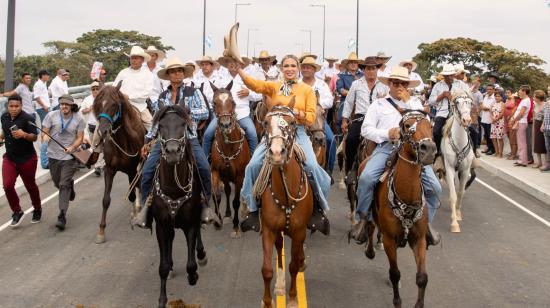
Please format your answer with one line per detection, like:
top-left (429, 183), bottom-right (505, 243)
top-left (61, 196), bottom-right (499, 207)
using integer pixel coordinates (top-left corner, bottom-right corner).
top-left (242, 74), bottom-right (317, 126)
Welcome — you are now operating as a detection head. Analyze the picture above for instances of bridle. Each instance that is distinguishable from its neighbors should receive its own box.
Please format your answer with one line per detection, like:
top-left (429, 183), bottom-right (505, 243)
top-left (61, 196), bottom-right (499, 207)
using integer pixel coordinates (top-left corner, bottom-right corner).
top-left (397, 110), bottom-right (431, 165)
top-left (265, 106), bottom-right (298, 165)
top-left (97, 101), bottom-right (139, 157)
top-left (448, 94), bottom-right (473, 170)
top-left (214, 107), bottom-right (245, 163)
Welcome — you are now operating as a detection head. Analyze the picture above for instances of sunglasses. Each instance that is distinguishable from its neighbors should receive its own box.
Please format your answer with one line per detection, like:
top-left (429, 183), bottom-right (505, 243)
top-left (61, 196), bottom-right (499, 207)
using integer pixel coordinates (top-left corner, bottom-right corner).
top-left (390, 80), bottom-right (409, 87)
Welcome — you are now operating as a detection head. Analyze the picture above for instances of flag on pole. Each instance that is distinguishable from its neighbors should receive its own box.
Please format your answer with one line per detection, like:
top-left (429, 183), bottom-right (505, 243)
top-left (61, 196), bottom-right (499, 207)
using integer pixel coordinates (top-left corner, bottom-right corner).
top-left (205, 35), bottom-right (213, 49)
top-left (347, 38), bottom-right (356, 52)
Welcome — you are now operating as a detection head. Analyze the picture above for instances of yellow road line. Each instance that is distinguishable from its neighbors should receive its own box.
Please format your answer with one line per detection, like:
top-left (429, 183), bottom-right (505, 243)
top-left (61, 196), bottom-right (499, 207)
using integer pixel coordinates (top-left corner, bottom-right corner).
top-left (276, 234), bottom-right (286, 308)
top-left (297, 266), bottom-right (308, 307)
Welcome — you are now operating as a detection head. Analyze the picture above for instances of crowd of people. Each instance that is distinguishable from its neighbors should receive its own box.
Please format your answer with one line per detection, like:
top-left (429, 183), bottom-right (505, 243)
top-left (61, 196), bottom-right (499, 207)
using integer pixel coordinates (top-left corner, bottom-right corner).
top-left (1, 44), bottom-right (550, 239)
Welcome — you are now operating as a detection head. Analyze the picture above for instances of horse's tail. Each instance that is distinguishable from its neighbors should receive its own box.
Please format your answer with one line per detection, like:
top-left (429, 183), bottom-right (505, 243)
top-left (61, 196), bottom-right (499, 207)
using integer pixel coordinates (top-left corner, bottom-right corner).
top-left (465, 168), bottom-right (476, 190)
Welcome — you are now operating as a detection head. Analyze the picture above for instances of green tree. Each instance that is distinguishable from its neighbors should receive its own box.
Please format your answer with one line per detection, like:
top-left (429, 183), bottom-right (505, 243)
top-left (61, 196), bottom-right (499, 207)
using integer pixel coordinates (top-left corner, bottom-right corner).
top-left (413, 37), bottom-right (550, 91)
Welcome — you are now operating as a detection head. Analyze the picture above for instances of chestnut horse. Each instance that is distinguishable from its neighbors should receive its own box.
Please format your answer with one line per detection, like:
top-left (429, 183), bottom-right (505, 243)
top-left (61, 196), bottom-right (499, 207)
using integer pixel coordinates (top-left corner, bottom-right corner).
top-left (308, 103), bottom-right (327, 169)
top-left (151, 105), bottom-right (207, 308)
top-left (253, 98), bottom-right (268, 140)
top-left (253, 102), bottom-right (313, 308)
top-left (92, 84), bottom-right (145, 244)
top-left (210, 82), bottom-right (251, 238)
top-left (363, 110), bottom-right (436, 308)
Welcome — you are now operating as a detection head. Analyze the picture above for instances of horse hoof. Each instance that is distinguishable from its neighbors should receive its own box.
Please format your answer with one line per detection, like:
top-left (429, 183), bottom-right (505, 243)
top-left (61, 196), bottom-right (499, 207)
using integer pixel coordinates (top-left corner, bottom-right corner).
top-left (223, 216), bottom-right (232, 225)
top-left (187, 272), bottom-right (198, 285)
top-left (198, 256), bottom-right (208, 267)
top-left (230, 230), bottom-right (242, 239)
top-left (274, 285), bottom-right (285, 296)
top-left (364, 248), bottom-right (375, 260)
top-left (375, 242), bottom-right (384, 251)
top-left (95, 234), bottom-right (106, 244)
top-left (450, 223), bottom-right (461, 233)
top-left (260, 300), bottom-right (275, 308)
top-left (288, 298), bottom-right (298, 308)
top-left (167, 270), bottom-right (175, 280)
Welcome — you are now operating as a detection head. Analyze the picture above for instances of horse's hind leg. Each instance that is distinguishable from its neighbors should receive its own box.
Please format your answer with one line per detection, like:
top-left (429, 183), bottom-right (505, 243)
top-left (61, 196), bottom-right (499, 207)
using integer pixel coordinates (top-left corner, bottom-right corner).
top-left (183, 225), bottom-right (199, 286)
top-left (364, 221), bottom-right (376, 259)
top-left (127, 171), bottom-right (137, 203)
top-left (288, 230), bottom-right (306, 308)
top-left (231, 177), bottom-right (244, 238)
top-left (224, 180), bottom-right (232, 222)
top-left (456, 168), bottom-right (470, 222)
top-left (383, 236), bottom-right (402, 308)
top-left (274, 232), bottom-right (285, 296)
top-left (445, 169), bottom-right (460, 233)
top-left (261, 229), bottom-right (276, 308)
top-left (196, 228), bottom-right (208, 267)
top-left (413, 235), bottom-right (428, 308)
top-left (96, 168), bottom-right (115, 244)
top-left (155, 223), bottom-right (172, 308)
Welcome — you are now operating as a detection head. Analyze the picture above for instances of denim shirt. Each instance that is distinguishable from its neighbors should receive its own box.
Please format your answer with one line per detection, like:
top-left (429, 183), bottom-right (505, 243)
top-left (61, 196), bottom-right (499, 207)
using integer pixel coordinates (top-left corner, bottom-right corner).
top-left (145, 84), bottom-right (209, 142)
top-left (336, 70), bottom-right (363, 99)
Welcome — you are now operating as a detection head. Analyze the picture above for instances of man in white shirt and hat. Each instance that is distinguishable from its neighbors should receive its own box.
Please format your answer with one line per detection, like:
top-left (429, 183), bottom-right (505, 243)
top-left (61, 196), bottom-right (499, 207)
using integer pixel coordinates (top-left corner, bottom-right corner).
top-left (193, 55), bottom-right (226, 110)
top-left (144, 46), bottom-right (168, 108)
top-left (375, 51), bottom-right (392, 78)
top-left (350, 66), bottom-right (441, 247)
top-left (254, 50), bottom-right (280, 81)
top-left (316, 56), bottom-right (339, 82)
top-left (48, 69), bottom-right (70, 111)
top-left (399, 59), bottom-right (425, 93)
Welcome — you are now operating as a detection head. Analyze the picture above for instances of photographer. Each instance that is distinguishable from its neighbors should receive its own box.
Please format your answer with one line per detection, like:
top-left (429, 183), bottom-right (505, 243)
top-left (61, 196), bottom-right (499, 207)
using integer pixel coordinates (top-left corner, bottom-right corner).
top-left (1, 94), bottom-right (42, 227)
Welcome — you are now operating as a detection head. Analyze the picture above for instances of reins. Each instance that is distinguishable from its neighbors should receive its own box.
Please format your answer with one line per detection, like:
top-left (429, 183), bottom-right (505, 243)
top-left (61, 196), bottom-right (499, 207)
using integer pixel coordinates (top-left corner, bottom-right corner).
top-left (98, 101), bottom-right (140, 158)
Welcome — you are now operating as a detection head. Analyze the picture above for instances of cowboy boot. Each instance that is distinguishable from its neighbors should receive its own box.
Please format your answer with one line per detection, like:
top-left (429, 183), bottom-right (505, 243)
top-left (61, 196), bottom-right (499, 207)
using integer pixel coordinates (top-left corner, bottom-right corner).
top-left (201, 197), bottom-right (220, 226)
top-left (349, 212), bottom-right (368, 244)
top-left (426, 223), bottom-right (441, 247)
top-left (240, 210), bottom-right (260, 232)
top-left (132, 195), bottom-right (152, 229)
top-left (307, 200), bottom-right (330, 236)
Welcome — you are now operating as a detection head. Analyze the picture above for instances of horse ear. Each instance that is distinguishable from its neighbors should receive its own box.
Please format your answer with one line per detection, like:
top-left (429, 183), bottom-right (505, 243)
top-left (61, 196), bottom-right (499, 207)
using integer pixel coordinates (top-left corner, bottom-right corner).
top-left (225, 80), bottom-right (233, 91)
top-left (288, 95), bottom-right (296, 110)
top-left (116, 80), bottom-right (123, 91)
top-left (209, 81), bottom-right (219, 93)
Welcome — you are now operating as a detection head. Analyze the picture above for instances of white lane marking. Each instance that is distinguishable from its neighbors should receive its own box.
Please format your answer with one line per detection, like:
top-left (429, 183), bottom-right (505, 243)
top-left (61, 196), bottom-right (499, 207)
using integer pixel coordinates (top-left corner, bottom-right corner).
top-left (0, 170), bottom-right (95, 232)
top-left (475, 178), bottom-right (550, 228)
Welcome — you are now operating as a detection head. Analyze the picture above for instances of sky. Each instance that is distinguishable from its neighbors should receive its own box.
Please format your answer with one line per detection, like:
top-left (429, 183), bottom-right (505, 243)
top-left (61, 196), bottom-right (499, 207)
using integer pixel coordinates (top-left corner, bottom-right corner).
top-left (1, 0), bottom-right (550, 73)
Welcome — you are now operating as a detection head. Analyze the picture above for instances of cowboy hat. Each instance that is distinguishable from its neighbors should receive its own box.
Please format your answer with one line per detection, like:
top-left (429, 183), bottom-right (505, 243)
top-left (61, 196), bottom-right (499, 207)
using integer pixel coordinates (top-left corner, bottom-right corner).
top-left (300, 56), bottom-right (321, 72)
top-left (184, 59), bottom-right (198, 73)
top-left (399, 59), bottom-right (418, 72)
top-left (375, 51), bottom-right (392, 64)
top-left (341, 52), bottom-right (363, 67)
top-left (428, 75), bottom-right (438, 83)
top-left (128, 46), bottom-right (151, 62)
top-left (324, 56), bottom-right (339, 62)
top-left (196, 55), bottom-right (215, 66)
top-left (439, 63), bottom-right (456, 76)
top-left (145, 46), bottom-right (165, 62)
top-left (363, 56), bottom-right (381, 68)
top-left (454, 63), bottom-right (470, 74)
top-left (299, 53), bottom-right (318, 63)
top-left (157, 57), bottom-right (187, 80)
top-left (379, 66), bottom-right (421, 88)
top-left (257, 50), bottom-right (276, 61)
top-left (217, 56), bottom-right (239, 68)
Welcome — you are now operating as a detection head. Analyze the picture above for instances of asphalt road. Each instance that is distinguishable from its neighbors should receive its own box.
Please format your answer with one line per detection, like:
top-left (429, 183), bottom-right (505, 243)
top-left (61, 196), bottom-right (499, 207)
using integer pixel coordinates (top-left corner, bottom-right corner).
top-left (0, 168), bottom-right (549, 308)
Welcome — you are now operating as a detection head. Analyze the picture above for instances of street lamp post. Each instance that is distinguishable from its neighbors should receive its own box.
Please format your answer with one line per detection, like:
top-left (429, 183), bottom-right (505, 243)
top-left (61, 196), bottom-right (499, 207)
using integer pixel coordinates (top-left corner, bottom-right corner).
top-left (294, 43), bottom-right (304, 55)
top-left (310, 4), bottom-right (326, 60)
top-left (246, 28), bottom-right (258, 57)
top-left (301, 29), bottom-right (312, 54)
top-left (202, 0), bottom-right (206, 56)
top-left (356, 0), bottom-right (359, 55)
top-left (253, 42), bottom-right (261, 58)
top-left (4, 0), bottom-right (16, 91)
top-left (234, 2), bottom-right (251, 24)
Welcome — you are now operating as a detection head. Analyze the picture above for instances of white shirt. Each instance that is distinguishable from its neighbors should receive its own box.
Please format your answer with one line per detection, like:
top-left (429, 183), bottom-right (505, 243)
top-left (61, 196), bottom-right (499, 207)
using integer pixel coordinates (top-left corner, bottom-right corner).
top-left (343, 79), bottom-right (388, 118)
top-left (361, 94), bottom-right (424, 143)
top-left (113, 66), bottom-right (154, 112)
top-left (33, 79), bottom-right (50, 109)
top-left (257, 65), bottom-right (280, 81)
top-left (193, 70), bottom-right (227, 109)
top-left (49, 76), bottom-right (68, 108)
top-left (145, 63), bottom-right (168, 102)
top-left (428, 79), bottom-right (471, 118)
top-left (219, 74), bottom-right (262, 120)
top-left (316, 65), bottom-right (339, 80)
top-left (480, 94), bottom-right (496, 124)
top-left (378, 66), bottom-right (391, 78)
top-left (80, 94), bottom-right (96, 125)
top-left (409, 72), bottom-right (425, 93)
top-left (515, 98), bottom-right (531, 124)
top-left (304, 78), bottom-right (334, 110)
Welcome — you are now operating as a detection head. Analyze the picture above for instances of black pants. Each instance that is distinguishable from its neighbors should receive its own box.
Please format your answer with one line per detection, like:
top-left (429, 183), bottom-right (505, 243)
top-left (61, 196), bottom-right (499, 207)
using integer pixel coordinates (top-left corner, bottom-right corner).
top-left (345, 115), bottom-right (364, 172)
top-left (433, 116), bottom-right (447, 155)
top-left (469, 125), bottom-right (480, 151)
top-left (480, 122), bottom-right (495, 152)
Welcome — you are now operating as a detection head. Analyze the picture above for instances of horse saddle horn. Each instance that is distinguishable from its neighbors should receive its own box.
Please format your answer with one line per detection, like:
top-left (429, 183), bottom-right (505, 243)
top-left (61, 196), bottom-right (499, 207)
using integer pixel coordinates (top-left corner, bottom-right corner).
top-left (227, 23), bottom-right (244, 65)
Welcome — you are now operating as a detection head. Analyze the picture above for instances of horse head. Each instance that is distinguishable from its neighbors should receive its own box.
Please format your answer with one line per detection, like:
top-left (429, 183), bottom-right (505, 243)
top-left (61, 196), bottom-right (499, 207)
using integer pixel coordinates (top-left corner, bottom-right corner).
top-left (264, 102), bottom-right (297, 166)
top-left (400, 110), bottom-right (436, 166)
top-left (93, 85), bottom-right (125, 141)
top-left (154, 105), bottom-right (191, 165)
top-left (211, 81), bottom-right (236, 132)
top-left (451, 90), bottom-right (473, 127)
top-left (308, 103), bottom-right (326, 147)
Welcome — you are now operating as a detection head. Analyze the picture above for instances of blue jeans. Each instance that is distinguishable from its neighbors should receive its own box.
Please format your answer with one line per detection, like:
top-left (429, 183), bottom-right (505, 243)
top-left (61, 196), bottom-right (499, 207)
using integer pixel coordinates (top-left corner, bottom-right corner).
top-left (325, 121), bottom-right (336, 174)
top-left (36, 108), bottom-right (48, 123)
top-left (140, 137), bottom-right (211, 204)
top-left (356, 142), bottom-right (441, 222)
top-left (241, 126), bottom-right (331, 212)
top-left (202, 116), bottom-right (258, 157)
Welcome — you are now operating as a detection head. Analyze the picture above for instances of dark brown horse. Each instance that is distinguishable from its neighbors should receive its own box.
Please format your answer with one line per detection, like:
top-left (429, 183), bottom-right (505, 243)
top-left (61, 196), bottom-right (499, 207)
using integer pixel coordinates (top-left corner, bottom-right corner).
top-left (151, 105), bottom-right (207, 308)
top-left (210, 82), bottom-right (250, 238)
top-left (362, 110), bottom-right (436, 308)
top-left (308, 103), bottom-right (327, 170)
top-left (254, 102), bottom-right (313, 308)
top-left (92, 84), bottom-right (145, 244)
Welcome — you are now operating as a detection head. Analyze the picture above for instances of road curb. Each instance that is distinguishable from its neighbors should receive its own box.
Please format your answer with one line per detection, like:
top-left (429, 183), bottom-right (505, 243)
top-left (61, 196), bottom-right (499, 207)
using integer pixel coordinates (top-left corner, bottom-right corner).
top-left (478, 159), bottom-right (550, 206)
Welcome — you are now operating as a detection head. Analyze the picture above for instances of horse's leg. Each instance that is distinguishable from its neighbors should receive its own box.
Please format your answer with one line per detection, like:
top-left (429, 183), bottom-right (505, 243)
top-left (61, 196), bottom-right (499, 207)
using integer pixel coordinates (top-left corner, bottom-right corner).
top-left (196, 227), bottom-right (208, 267)
top-left (183, 225), bottom-right (199, 286)
top-left (231, 176), bottom-right (244, 238)
top-left (224, 180), bottom-right (232, 222)
top-left (261, 229), bottom-right (276, 308)
top-left (375, 229), bottom-right (384, 251)
top-left (413, 235), bottom-right (428, 308)
top-left (383, 235), bottom-right (402, 308)
top-left (211, 171), bottom-right (223, 224)
top-left (364, 221), bottom-right (376, 259)
top-left (127, 170), bottom-right (137, 203)
top-left (155, 222), bottom-right (170, 308)
top-left (346, 173), bottom-right (357, 225)
top-left (274, 232), bottom-right (285, 296)
top-left (456, 167), bottom-right (470, 222)
top-left (96, 168), bottom-right (114, 244)
top-left (445, 168), bottom-right (460, 233)
top-left (166, 227), bottom-right (175, 280)
top-left (288, 230), bottom-right (306, 308)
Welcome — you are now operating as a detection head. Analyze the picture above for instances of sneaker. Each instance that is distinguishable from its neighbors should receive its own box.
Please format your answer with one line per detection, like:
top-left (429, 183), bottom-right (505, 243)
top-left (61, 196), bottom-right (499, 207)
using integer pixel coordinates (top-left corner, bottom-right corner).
top-left (31, 209), bottom-right (42, 223)
top-left (9, 211), bottom-right (25, 227)
top-left (55, 211), bottom-right (66, 231)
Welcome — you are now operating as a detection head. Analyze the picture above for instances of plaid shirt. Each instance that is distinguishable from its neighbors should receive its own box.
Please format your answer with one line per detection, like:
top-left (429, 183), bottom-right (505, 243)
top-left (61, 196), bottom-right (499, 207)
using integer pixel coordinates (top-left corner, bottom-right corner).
top-left (543, 100), bottom-right (550, 132)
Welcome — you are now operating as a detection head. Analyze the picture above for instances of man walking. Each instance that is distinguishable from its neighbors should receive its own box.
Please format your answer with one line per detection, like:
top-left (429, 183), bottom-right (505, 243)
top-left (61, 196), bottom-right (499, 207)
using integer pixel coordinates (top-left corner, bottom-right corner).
top-left (34, 70), bottom-right (51, 122)
top-left (49, 69), bottom-right (70, 111)
top-left (1, 95), bottom-right (42, 227)
top-left (1, 73), bottom-right (35, 120)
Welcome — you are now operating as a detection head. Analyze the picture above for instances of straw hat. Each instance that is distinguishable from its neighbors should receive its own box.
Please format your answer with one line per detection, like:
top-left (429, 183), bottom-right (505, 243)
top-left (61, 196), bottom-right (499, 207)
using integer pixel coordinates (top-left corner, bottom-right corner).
top-left (128, 46), bottom-right (151, 62)
top-left (300, 56), bottom-right (321, 72)
top-left (196, 55), bottom-right (215, 66)
top-left (157, 57), bottom-right (186, 80)
top-left (145, 46), bottom-right (166, 62)
top-left (257, 50), bottom-right (276, 61)
top-left (398, 59), bottom-right (418, 72)
top-left (379, 66), bottom-right (421, 88)
top-left (341, 52), bottom-right (363, 67)
top-left (324, 56), bottom-right (339, 62)
top-left (439, 64), bottom-right (457, 76)
top-left (184, 60), bottom-right (197, 73)
top-left (375, 51), bottom-right (392, 64)
top-left (217, 56), bottom-right (238, 68)
top-left (454, 63), bottom-right (470, 74)
top-left (299, 53), bottom-right (318, 63)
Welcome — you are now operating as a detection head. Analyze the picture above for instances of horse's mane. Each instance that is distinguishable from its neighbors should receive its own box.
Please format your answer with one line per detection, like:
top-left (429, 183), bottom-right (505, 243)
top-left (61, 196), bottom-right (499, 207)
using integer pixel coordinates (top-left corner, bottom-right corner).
top-left (152, 104), bottom-right (192, 127)
top-left (443, 89), bottom-right (473, 138)
top-left (93, 85), bottom-right (145, 142)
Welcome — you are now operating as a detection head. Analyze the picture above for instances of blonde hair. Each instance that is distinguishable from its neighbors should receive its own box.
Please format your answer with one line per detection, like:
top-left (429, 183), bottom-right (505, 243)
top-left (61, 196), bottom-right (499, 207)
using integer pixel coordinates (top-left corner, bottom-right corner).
top-left (281, 55), bottom-right (300, 68)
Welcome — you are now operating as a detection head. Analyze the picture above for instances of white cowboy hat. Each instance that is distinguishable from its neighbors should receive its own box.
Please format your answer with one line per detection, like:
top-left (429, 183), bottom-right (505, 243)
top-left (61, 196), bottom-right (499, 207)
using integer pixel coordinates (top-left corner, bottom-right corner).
top-left (157, 57), bottom-right (188, 80)
top-left (429, 75), bottom-right (438, 83)
top-left (399, 59), bottom-right (418, 72)
top-left (145, 46), bottom-right (166, 62)
top-left (454, 63), bottom-right (470, 74)
top-left (341, 52), bottom-right (364, 67)
top-left (300, 56), bottom-right (321, 72)
top-left (324, 56), bottom-right (339, 62)
top-left (128, 46), bottom-right (151, 62)
top-left (195, 55), bottom-right (215, 66)
top-left (379, 66), bottom-right (421, 88)
top-left (439, 63), bottom-right (456, 76)
top-left (184, 59), bottom-right (198, 73)
top-left (376, 51), bottom-right (392, 64)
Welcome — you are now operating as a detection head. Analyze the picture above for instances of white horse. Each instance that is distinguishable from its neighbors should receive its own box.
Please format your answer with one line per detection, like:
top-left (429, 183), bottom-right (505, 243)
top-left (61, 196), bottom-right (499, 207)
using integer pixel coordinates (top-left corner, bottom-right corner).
top-left (440, 90), bottom-right (476, 233)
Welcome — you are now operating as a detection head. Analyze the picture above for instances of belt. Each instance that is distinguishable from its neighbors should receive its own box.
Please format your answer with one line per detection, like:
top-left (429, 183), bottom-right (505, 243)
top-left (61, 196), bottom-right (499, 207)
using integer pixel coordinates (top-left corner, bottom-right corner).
top-left (351, 113), bottom-right (365, 122)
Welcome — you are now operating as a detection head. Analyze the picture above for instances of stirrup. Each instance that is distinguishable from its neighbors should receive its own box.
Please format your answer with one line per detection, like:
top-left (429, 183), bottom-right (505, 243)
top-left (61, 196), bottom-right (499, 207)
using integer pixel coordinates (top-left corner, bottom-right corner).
top-left (240, 211), bottom-right (260, 233)
top-left (307, 207), bottom-right (330, 236)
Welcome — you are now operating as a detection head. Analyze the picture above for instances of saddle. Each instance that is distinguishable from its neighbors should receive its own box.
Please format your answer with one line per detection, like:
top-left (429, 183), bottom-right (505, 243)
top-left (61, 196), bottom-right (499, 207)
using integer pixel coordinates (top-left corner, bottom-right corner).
top-left (357, 142), bottom-right (399, 184)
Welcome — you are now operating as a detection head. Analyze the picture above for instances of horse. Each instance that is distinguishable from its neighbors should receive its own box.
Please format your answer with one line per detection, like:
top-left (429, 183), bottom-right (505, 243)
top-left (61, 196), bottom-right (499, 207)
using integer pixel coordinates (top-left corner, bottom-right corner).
top-left (253, 102), bottom-right (313, 308)
top-left (151, 105), bottom-right (207, 308)
top-left (92, 84), bottom-right (145, 244)
top-left (363, 110), bottom-right (437, 308)
top-left (210, 82), bottom-right (251, 238)
top-left (308, 103), bottom-right (327, 169)
top-left (253, 97), bottom-right (268, 140)
top-left (440, 90), bottom-right (476, 233)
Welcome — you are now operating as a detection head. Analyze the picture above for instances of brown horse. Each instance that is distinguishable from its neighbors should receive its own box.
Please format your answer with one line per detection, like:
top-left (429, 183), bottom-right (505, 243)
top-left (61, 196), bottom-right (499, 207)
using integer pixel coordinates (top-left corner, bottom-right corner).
top-left (253, 102), bottom-right (313, 308)
top-left (210, 82), bottom-right (250, 238)
top-left (362, 110), bottom-right (436, 308)
top-left (92, 84), bottom-right (145, 244)
top-left (308, 103), bottom-right (327, 169)
top-left (253, 97), bottom-right (268, 140)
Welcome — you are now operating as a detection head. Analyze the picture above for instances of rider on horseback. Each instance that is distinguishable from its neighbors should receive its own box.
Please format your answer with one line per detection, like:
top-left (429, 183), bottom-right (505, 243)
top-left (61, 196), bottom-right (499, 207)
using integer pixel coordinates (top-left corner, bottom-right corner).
top-left (350, 66), bottom-right (442, 246)
top-left (238, 55), bottom-right (332, 235)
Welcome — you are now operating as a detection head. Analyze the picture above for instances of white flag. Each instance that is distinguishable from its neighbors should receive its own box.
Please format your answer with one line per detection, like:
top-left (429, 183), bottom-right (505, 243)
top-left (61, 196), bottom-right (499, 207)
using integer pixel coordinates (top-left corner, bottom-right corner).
top-left (205, 35), bottom-right (213, 49)
top-left (347, 38), bottom-right (356, 51)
